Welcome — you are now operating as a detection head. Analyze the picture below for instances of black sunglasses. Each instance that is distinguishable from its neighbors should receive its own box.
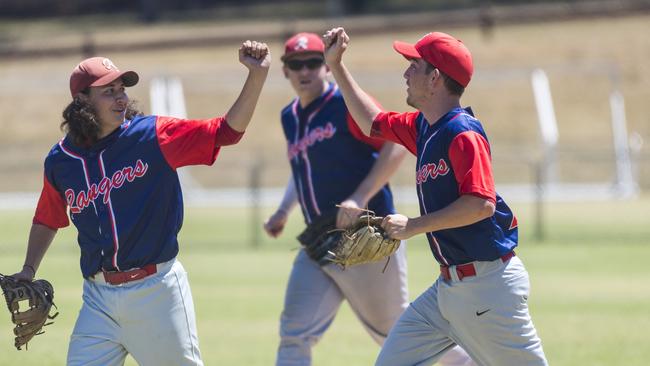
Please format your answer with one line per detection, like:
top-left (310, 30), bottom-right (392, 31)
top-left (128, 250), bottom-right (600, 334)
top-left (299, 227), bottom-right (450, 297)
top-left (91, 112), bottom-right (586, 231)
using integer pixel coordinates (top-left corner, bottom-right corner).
top-left (285, 58), bottom-right (324, 71)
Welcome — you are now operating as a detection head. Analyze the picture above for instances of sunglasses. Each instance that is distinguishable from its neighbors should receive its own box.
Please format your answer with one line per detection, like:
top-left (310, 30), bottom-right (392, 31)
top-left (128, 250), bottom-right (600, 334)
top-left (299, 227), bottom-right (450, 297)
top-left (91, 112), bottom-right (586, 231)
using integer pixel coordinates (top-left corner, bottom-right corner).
top-left (285, 58), bottom-right (324, 71)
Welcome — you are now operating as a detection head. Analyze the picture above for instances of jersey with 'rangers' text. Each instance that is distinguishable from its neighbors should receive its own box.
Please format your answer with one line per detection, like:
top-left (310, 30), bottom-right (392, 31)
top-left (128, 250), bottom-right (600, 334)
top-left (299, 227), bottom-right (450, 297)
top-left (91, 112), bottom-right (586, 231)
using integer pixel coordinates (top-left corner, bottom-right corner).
top-left (280, 83), bottom-right (395, 223)
top-left (371, 107), bottom-right (517, 266)
top-left (33, 115), bottom-right (242, 278)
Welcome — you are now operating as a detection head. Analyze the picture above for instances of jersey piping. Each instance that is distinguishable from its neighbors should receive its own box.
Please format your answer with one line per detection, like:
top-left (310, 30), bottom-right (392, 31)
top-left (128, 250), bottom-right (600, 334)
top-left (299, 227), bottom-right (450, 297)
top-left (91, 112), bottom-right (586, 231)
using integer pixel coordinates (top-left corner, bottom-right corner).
top-left (290, 84), bottom-right (338, 223)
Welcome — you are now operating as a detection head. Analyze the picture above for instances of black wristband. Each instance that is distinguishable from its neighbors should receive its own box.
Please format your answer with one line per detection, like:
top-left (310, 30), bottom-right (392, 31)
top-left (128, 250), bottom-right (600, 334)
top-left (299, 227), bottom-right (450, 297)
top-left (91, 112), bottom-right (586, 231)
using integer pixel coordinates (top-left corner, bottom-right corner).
top-left (23, 264), bottom-right (36, 276)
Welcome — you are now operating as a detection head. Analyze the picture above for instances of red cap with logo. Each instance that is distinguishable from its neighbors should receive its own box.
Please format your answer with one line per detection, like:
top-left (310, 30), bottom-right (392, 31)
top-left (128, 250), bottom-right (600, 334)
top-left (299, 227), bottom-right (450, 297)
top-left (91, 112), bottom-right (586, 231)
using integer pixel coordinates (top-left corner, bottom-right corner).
top-left (69, 57), bottom-right (139, 97)
top-left (393, 32), bottom-right (473, 87)
top-left (281, 32), bottom-right (325, 61)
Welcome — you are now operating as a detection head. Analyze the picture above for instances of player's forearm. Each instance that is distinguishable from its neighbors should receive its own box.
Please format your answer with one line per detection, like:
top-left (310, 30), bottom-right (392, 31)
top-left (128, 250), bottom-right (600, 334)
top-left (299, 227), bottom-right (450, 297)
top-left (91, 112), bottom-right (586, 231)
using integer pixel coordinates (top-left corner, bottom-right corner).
top-left (350, 142), bottom-right (407, 205)
top-left (225, 69), bottom-right (269, 133)
top-left (277, 178), bottom-right (299, 215)
top-left (23, 224), bottom-right (57, 274)
top-left (329, 62), bottom-right (382, 136)
top-left (409, 195), bottom-right (496, 235)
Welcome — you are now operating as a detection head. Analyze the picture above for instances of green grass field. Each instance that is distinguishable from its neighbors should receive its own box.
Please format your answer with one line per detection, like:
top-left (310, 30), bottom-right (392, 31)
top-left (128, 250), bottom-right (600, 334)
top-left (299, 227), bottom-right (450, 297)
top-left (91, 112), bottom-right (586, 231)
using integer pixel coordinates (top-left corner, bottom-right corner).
top-left (0, 197), bottom-right (649, 365)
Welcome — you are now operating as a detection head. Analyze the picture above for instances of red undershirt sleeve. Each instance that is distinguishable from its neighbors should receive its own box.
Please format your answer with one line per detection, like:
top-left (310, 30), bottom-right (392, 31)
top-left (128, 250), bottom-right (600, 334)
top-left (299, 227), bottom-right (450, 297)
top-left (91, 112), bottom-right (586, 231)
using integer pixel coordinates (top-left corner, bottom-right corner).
top-left (215, 120), bottom-right (245, 146)
top-left (33, 173), bottom-right (69, 229)
top-left (371, 111), bottom-right (419, 155)
top-left (448, 131), bottom-right (496, 203)
top-left (346, 112), bottom-right (384, 151)
top-left (156, 116), bottom-right (244, 169)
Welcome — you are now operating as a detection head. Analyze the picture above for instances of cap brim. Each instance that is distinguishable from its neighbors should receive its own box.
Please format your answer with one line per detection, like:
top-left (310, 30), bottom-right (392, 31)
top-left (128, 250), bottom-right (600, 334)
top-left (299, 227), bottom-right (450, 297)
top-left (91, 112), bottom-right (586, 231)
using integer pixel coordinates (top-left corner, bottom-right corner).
top-left (393, 41), bottom-right (421, 60)
top-left (121, 71), bottom-right (139, 87)
top-left (90, 70), bottom-right (139, 88)
top-left (281, 50), bottom-right (324, 62)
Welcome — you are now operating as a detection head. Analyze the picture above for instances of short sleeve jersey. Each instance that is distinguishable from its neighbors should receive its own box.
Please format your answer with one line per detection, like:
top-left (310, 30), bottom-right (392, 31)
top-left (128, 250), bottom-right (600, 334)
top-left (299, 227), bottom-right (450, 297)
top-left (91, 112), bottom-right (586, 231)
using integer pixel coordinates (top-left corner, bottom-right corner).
top-left (280, 83), bottom-right (395, 223)
top-left (372, 107), bottom-right (518, 265)
top-left (33, 115), bottom-right (242, 278)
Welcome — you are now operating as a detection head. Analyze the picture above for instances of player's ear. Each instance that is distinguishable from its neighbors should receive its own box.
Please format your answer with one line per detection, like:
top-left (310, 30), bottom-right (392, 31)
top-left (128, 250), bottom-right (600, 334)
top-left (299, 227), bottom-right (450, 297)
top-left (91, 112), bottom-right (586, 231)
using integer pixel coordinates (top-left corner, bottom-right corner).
top-left (282, 65), bottom-right (289, 79)
top-left (75, 92), bottom-right (90, 103)
top-left (428, 68), bottom-right (440, 90)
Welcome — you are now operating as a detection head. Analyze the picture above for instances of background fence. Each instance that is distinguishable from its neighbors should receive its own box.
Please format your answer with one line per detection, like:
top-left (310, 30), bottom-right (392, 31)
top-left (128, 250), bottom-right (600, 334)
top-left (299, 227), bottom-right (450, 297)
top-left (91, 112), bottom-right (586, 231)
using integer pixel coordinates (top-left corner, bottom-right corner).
top-left (0, 3), bottom-right (648, 215)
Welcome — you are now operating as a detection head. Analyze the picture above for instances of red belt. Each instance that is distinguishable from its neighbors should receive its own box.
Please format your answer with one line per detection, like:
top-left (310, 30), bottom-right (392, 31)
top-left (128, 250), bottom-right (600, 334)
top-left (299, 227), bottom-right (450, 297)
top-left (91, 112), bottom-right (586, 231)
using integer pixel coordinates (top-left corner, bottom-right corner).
top-left (102, 264), bottom-right (157, 285)
top-left (440, 251), bottom-right (515, 281)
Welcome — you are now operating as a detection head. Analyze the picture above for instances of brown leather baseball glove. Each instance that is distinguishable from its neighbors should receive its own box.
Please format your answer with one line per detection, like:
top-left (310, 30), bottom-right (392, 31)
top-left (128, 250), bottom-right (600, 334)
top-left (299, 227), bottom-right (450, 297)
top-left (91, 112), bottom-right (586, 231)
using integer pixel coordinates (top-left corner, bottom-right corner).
top-left (0, 274), bottom-right (58, 350)
top-left (328, 214), bottom-right (401, 269)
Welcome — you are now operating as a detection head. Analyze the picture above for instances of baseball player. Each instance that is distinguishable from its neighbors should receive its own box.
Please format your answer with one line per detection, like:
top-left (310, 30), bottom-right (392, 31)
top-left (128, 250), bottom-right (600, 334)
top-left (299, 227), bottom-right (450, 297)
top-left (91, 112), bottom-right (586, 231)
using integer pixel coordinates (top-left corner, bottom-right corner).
top-left (263, 32), bottom-right (476, 366)
top-left (11, 41), bottom-right (271, 366)
top-left (323, 27), bottom-right (548, 365)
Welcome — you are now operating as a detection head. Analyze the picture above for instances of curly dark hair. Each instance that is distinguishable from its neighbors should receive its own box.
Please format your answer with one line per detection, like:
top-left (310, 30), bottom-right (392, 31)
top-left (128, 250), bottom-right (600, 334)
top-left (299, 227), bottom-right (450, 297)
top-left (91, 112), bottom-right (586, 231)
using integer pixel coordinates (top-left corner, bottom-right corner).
top-left (60, 90), bottom-right (142, 147)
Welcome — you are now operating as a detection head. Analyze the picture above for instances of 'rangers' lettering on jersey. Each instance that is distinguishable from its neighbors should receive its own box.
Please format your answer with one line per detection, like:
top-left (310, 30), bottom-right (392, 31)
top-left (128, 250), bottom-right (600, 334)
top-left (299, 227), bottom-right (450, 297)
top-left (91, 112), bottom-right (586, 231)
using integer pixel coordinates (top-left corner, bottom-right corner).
top-left (287, 122), bottom-right (336, 160)
top-left (65, 159), bottom-right (149, 213)
top-left (416, 159), bottom-right (449, 185)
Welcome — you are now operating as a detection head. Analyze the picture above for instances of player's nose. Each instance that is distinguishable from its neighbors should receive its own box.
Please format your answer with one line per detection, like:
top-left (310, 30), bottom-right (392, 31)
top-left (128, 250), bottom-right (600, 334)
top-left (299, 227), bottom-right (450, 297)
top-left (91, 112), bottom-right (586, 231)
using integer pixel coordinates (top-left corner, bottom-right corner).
top-left (114, 96), bottom-right (127, 109)
top-left (115, 91), bottom-right (128, 103)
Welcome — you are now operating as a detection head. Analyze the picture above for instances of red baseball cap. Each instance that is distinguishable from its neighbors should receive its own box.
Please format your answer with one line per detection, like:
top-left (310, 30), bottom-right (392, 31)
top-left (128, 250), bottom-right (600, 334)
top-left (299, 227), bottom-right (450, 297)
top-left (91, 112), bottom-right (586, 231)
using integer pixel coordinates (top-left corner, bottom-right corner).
top-left (69, 57), bottom-right (139, 97)
top-left (281, 32), bottom-right (325, 61)
top-left (393, 32), bottom-right (473, 87)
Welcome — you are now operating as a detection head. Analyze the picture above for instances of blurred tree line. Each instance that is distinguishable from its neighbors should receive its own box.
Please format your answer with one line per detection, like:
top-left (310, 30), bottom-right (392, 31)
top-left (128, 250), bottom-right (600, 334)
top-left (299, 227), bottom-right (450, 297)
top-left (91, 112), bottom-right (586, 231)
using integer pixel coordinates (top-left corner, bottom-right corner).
top-left (0, 0), bottom-right (609, 21)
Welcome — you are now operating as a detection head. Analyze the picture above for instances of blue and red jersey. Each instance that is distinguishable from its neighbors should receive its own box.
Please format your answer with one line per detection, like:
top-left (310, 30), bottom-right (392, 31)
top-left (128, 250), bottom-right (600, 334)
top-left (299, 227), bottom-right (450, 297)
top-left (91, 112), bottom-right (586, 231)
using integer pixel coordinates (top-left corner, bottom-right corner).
top-left (281, 83), bottom-right (395, 223)
top-left (372, 107), bottom-right (518, 265)
top-left (33, 115), bottom-right (242, 278)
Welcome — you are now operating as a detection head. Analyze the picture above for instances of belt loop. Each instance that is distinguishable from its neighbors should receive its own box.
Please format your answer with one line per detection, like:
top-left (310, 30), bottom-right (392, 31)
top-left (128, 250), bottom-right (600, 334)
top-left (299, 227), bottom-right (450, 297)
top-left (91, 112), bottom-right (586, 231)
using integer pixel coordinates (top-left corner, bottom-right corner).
top-left (440, 266), bottom-right (451, 281)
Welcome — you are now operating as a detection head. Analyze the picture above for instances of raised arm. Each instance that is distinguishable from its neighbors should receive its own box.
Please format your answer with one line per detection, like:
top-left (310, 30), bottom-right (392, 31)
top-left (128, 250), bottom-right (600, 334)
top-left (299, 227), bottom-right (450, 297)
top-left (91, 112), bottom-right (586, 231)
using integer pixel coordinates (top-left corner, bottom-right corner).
top-left (323, 28), bottom-right (381, 137)
top-left (225, 40), bottom-right (271, 132)
top-left (337, 142), bottom-right (407, 228)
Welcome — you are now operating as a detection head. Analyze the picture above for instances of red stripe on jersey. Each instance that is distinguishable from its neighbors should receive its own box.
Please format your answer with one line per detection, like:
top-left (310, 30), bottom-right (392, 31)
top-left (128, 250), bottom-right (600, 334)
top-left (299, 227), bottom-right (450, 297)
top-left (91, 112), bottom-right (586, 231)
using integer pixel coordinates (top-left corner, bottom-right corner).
top-left (33, 173), bottom-right (69, 229)
top-left (371, 111), bottom-right (418, 155)
top-left (346, 112), bottom-right (384, 151)
top-left (98, 151), bottom-right (121, 271)
top-left (448, 131), bottom-right (496, 203)
top-left (156, 116), bottom-right (238, 169)
top-left (509, 216), bottom-right (518, 230)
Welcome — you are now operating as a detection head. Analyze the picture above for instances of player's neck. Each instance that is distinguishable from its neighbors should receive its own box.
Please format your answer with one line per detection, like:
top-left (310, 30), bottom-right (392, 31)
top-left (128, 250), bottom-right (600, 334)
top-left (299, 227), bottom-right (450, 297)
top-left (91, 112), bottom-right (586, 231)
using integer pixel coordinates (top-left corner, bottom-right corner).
top-left (420, 95), bottom-right (461, 125)
top-left (98, 120), bottom-right (123, 140)
top-left (297, 80), bottom-right (329, 108)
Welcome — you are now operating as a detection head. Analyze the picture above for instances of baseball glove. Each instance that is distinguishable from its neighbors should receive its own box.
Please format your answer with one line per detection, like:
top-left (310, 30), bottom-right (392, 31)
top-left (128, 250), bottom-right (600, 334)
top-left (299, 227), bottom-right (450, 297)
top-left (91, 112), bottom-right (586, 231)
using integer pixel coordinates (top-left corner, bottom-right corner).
top-left (0, 274), bottom-right (58, 350)
top-left (296, 211), bottom-right (340, 265)
top-left (328, 214), bottom-right (401, 269)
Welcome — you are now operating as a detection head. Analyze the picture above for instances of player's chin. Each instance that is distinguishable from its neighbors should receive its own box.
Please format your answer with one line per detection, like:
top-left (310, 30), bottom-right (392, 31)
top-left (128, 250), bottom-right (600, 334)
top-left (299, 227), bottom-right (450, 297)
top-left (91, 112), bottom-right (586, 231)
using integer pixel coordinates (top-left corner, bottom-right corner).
top-left (406, 96), bottom-right (417, 109)
top-left (297, 84), bottom-right (317, 95)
